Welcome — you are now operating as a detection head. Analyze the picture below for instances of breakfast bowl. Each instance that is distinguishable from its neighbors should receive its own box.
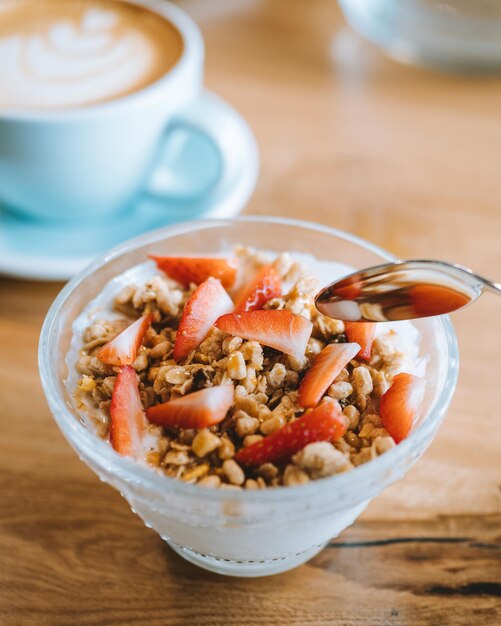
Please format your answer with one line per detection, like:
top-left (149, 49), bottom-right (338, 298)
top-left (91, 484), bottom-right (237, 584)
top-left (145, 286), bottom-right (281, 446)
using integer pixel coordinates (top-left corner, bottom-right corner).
top-left (39, 217), bottom-right (459, 577)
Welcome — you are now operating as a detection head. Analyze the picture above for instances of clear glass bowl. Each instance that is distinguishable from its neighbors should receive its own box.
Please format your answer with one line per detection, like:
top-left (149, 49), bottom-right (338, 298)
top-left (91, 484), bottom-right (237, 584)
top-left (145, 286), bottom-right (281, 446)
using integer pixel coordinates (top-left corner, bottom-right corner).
top-left (39, 217), bottom-right (459, 577)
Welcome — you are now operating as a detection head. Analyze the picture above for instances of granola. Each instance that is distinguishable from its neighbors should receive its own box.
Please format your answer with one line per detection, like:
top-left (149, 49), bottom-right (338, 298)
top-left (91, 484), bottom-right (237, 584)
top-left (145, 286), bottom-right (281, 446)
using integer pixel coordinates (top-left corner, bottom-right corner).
top-left (74, 247), bottom-right (424, 489)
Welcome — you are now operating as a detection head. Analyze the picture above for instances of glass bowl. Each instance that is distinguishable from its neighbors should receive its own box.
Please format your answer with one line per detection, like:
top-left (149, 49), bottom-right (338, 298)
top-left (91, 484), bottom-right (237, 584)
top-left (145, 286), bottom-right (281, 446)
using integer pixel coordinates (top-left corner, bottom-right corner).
top-left (39, 217), bottom-right (459, 577)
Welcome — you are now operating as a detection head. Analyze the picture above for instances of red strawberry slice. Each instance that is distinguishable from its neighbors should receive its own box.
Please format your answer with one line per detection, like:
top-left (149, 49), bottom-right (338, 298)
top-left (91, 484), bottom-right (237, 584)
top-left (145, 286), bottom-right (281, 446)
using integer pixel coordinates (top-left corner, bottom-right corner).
top-left (344, 321), bottom-right (376, 361)
top-left (215, 310), bottom-right (313, 361)
top-left (234, 265), bottom-right (281, 311)
top-left (235, 401), bottom-right (348, 466)
top-left (379, 373), bottom-right (425, 443)
top-left (150, 256), bottom-right (238, 289)
top-left (96, 314), bottom-right (152, 366)
top-left (174, 278), bottom-right (234, 361)
top-left (298, 342), bottom-right (361, 408)
top-left (146, 385), bottom-right (234, 429)
top-left (109, 365), bottom-right (147, 457)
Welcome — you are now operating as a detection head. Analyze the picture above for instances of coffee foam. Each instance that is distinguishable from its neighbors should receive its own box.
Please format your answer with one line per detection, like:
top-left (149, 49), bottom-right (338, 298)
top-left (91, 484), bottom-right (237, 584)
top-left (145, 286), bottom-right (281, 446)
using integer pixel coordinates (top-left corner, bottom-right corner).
top-left (0, 0), bottom-right (184, 110)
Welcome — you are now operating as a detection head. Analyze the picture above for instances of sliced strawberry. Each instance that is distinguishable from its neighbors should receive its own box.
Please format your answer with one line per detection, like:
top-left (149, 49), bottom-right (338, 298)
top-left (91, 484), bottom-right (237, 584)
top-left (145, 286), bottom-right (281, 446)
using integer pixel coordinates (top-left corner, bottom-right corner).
top-left (235, 401), bottom-right (348, 467)
top-left (96, 314), bottom-right (152, 366)
top-left (344, 321), bottom-right (376, 361)
top-left (146, 385), bottom-right (234, 430)
top-left (173, 278), bottom-right (234, 361)
top-left (298, 342), bottom-right (361, 408)
top-left (234, 265), bottom-right (281, 311)
top-left (109, 365), bottom-right (147, 457)
top-left (215, 310), bottom-right (313, 361)
top-left (150, 255), bottom-right (238, 289)
top-left (379, 373), bottom-right (425, 443)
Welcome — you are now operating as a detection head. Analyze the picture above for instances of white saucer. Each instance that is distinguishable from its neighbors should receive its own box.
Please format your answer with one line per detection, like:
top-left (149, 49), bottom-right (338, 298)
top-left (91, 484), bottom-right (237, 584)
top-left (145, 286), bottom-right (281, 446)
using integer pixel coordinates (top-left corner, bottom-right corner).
top-left (0, 92), bottom-right (259, 281)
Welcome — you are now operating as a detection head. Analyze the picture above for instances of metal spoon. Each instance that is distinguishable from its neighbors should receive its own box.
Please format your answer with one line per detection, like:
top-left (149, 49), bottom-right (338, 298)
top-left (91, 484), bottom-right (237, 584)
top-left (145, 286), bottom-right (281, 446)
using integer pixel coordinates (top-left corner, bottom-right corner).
top-left (315, 260), bottom-right (501, 322)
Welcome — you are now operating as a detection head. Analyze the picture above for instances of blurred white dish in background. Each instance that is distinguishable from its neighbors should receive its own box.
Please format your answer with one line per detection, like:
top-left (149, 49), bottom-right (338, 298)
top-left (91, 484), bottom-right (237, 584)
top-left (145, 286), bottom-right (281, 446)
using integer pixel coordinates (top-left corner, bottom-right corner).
top-left (338, 0), bottom-right (501, 71)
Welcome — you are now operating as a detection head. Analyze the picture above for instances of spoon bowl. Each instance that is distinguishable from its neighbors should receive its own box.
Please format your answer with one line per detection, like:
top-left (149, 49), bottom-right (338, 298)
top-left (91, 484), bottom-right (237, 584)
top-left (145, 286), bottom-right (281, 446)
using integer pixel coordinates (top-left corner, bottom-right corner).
top-left (315, 260), bottom-right (501, 322)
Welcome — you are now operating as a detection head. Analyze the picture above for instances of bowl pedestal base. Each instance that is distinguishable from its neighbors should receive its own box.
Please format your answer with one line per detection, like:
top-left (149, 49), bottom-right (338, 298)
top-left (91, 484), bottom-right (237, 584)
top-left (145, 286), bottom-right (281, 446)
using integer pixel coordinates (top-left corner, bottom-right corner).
top-left (165, 538), bottom-right (328, 577)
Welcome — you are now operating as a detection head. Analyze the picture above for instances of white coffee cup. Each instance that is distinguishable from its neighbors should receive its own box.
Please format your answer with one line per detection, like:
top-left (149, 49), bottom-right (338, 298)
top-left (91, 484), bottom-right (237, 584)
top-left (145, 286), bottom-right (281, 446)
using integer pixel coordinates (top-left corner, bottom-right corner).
top-left (0, 0), bottom-right (250, 221)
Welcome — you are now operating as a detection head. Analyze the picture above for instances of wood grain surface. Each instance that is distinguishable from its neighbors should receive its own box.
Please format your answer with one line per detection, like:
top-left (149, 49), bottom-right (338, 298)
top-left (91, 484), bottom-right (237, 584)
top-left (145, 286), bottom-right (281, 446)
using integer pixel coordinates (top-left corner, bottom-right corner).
top-left (1, 1), bottom-right (500, 624)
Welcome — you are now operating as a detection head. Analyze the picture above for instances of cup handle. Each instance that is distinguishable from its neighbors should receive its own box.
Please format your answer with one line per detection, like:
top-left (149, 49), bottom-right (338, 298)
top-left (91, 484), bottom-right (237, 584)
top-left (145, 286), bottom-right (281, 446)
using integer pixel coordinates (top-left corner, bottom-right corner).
top-left (144, 91), bottom-right (255, 209)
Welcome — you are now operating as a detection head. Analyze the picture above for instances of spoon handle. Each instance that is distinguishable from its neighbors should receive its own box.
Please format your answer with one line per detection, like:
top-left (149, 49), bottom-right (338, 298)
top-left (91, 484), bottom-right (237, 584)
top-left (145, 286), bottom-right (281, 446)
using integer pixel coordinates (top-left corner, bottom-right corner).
top-left (448, 262), bottom-right (501, 296)
top-left (481, 277), bottom-right (501, 295)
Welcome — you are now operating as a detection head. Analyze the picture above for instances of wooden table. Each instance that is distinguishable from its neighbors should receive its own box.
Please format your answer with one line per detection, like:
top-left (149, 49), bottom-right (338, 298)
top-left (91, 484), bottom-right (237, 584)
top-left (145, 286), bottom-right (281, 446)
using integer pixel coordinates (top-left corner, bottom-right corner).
top-left (1, 1), bottom-right (500, 624)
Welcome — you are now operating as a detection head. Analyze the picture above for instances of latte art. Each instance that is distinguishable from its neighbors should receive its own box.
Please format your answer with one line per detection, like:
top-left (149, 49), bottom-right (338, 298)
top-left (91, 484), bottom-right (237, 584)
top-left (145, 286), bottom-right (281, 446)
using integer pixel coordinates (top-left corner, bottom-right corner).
top-left (0, 0), bottom-right (184, 110)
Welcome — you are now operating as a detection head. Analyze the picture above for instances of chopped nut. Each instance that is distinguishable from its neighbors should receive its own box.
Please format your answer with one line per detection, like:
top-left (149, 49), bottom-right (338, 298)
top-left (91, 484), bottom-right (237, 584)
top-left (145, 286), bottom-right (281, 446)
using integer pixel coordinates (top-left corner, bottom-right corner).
top-left (198, 332), bottom-right (224, 358)
top-left (257, 463), bottom-right (278, 480)
top-left (79, 375), bottom-right (96, 392)
top-left (374, 435), bottom-right (395, 455)
top-left (284, 370), bottom-right (299, 387)
top-left (352, 366), bottom-right (373, 396)
top-left (345, 431), bottom-right (362, 450)
top-left (218, 436), bottom-right (235, 460)
top-left (222, 335), bottom-right (243, 354)
top-left (306, 337), bottom-right (325, 359)
top-left (287, 354), bottom-right (309, 372)
top-left (192, 430), bottom-right (221, 457)
top-left (343, 404), bottom-right (360, 429)
top-left (165, 366), bottom-right (190, 385)
top-left (182, 464), bottom-right (210, 482)
top-left (260, 414), bottom-right (285, 435)
top-left (371, 427), bottom-right (388, 439)
top-left (178, 428), bottom-right (196, 444)
top-left (358, 423), bottom-right (375, 439)
top-left (164, 450), bottom-right (190, 466)
top-left (234, 384), bottom-right (247, 398)
top-left (242, 366), bottom-right (258, 393)
top-left (222, 459), bottom-right (245, 485)
top-left (364, 413), bottom-right (383, 427)
top-left (328, 381), bottom-right (353, 400)
top-left (369, 368), bottom-right (390, 397)
top-left (336, 368), bottom-right (350, 383)
top-left (140, 386), bottom-right (156, 409)
top-left (271, 394), bottom-right (295, 418)
top-left (293, 442), bottom-right (352, 478)
top-left (235, 394), bottom-right (259, 417)
top-left (243, 434), bottom-right (263, 447)
top-left (314, 314), bottom-right (345, 338)
top-left (283, 465), bottom-right (309, 486)
top-left (356, 393), bottom-right (367, 412)
top-left (76, 355), bottom-right (92, 375)
top-left (245, 478), bottom-right (260, 490)
top-left (226, 351), bottom-right (247, 380)
top-left (146, 451), bottom-right (162, 466)
top-left (257, 404), bottom-right (272, 421)
top-left (133, 352), bottom-right (149, 371)
top-left (235, 413), bottom-right (259, 437)
top-left (239, 341), bottom-right (264, 369)
top-left (198, 475), bottom-right (221, 488)
top-left (149, 340), bottom-right (171, 359)
top-left (352, 446), bottom-right (377, 466)
top-left (266, 363), bottom-right (287, 389)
